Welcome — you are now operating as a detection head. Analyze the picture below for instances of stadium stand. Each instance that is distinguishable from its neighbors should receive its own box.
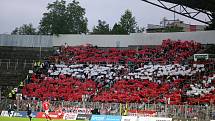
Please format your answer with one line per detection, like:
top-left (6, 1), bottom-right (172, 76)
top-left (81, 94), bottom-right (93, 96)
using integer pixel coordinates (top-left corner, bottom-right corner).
top-left (20, 39), bottom-right (215, 106)
top-left (0, 46), bottom-right (53, 99)
top-left (0, 39), bottom-right (214, 120)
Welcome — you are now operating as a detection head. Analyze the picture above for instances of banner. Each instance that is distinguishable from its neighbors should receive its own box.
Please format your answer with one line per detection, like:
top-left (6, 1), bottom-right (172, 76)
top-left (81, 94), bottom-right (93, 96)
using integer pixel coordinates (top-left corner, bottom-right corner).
top-left (172, 118), bottom-right (197, 121)
top-left (105, 115), bottom-right (121, 121)
top-left (1, 111), bottom-right (14, 117)
top-left (63, 113), bottom-right (78, 120)
top-left (90, 115), bottom-right (121, 121)
top-left (13, 111), bottom-right (26, 117)
top-left (1, 111), bottom-right (37, 118)
top-left (138, 117), bottom-right (172, 121)
top-left (128, 110), bottom-right (156, 117)
top-left (121, 116), bottom-right (138, 121)
top-left (62, 107), bottom-right (92, 114)
top-left (36, 112), bottom-right (64, 119)
top-left (76, 114), bottom-right (92, 120)
top-left (90, 115), bottom-right (106, 121)
top-left (13, 111), bottom-right (37, 118)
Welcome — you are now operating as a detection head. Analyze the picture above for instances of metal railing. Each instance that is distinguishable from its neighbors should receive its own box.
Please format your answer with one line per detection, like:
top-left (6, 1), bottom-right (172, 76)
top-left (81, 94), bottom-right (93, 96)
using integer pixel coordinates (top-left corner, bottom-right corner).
top-left (0, 59), bottom-right (34, 70)
top-left (1, 99), bottom-right (214, 120)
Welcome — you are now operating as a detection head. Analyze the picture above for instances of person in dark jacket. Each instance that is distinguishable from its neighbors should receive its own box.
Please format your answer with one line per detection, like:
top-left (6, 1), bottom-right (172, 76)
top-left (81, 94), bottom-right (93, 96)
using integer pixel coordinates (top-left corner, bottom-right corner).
top-left (26, 103), bottom-right (32, 121)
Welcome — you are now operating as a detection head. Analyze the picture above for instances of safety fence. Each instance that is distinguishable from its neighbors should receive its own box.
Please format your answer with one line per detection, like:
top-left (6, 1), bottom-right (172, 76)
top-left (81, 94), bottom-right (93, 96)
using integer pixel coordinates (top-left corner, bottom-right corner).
top-left (0, 59), bottom-right (34, 71)
top-left (0, 111), bottom-right (214, 121)
top-left (0, 99), bottom-right (214, 120)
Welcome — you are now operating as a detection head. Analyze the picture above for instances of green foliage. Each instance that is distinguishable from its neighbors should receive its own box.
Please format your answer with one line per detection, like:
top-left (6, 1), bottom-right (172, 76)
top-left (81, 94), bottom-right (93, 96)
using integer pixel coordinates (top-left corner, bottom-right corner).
top-left (39, 0), bottom-right (67, 35)
top-left (110, 10), bottom-right (142, 35)
top-left (164, 26), bottom-right (184, 32)
top-left (11, 24), bottom-right (37, 35)
top-left (119, 9), bottom-right (137, 34)
top-left (92, 20), bottom-right (110, 34)
top-left (66, 0), bottom-right (88, 34)
top-left (39, 0), bottom-right (88, 35)
top-left (111, 23), bottom-right (127, 34)
top-left (135, 26), bottom-right (145, 33)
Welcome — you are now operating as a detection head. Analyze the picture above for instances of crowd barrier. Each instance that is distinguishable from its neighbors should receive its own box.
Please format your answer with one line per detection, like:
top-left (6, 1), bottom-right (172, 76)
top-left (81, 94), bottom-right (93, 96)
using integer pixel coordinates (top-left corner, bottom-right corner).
top-left (172, 118), bottom-right (197, 121)
top-left (63, 113), bottom-right (92, 120)
top-left (121, 116), bottom-right (137, 121)
top-left (1, 110), bottom-right (214, 121)
top-left (0, 110), bottom-right (37, 118)
top-left (91, 115), bottom-right (121, 121)
top-left (36, 112), bottom-right (63, 119)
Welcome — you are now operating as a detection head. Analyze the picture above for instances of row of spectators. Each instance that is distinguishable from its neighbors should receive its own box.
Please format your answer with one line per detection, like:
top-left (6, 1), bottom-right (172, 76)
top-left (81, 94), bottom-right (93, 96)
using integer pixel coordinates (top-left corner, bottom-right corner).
top-left (21, 39), bottom-right (215, 105)
top-left (50, 39), bottom-right (201, 65)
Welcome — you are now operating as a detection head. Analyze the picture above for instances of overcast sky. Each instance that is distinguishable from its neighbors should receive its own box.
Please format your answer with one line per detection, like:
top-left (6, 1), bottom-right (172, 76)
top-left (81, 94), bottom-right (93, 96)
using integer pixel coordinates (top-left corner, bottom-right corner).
top-left (0, 0), bottom-right (209, 34)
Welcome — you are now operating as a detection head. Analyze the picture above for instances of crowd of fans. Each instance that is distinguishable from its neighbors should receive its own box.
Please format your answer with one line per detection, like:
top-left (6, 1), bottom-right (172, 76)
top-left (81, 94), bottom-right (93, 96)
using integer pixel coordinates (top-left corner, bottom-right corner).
top-left (21, 39), bottom-right (215, 105)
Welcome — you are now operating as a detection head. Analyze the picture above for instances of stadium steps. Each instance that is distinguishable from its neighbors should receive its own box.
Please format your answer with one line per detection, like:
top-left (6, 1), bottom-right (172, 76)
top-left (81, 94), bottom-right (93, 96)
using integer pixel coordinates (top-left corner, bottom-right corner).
top-left (0, 46), bottom-right (54, 99)
top-left (0, 46), bottom-right (53, 87)
top-left (0, 72), bottom-right (25, 84)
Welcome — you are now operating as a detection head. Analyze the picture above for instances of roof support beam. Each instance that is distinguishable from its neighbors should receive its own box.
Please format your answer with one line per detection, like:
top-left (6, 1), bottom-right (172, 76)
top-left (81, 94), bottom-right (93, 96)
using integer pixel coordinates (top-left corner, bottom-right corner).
top-left (141, 0), bottom-right (212, 25)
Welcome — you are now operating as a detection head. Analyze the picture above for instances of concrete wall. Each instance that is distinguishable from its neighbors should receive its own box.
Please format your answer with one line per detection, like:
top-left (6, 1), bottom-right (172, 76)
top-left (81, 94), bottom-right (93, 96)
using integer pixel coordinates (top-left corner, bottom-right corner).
top-left (130, 31), bottom-right (215, 46)
top-left (0, 31), bottom-right (214, 47)
top-left (53, 34), bottom-right (129, 47)
top-left (0, 35), bottom-right (53, 47)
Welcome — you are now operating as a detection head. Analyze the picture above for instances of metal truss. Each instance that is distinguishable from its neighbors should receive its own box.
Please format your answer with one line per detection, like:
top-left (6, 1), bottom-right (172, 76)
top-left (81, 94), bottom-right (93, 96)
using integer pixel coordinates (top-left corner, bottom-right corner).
top-left (141, 0), bottom-right (212, 25)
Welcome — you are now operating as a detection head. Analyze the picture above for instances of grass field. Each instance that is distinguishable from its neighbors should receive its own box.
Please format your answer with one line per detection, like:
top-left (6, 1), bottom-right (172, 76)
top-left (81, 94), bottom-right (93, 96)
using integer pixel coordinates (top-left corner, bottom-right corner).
top-left (0, 117), bottom-right (82, 121)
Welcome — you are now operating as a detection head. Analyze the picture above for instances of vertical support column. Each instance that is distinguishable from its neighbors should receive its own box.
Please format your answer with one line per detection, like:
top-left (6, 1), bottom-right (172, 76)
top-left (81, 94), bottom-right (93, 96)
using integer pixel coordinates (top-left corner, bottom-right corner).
top-left (0, 86), bottom-right (1, 101)
top-left (8, 59), bottom-right (10, 69)
top-left (24, 59), bottom-right (26, 69)
top-left (184, 105), bottom-right (187, 119)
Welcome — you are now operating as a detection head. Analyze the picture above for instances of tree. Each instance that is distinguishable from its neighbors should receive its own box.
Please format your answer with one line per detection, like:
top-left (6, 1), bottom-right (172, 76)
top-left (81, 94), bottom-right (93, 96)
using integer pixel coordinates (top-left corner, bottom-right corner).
top-left (66, 0), bottom-right (88, 34)
top-left (92, 20), bottom-right (110, 34)
top-left (11, 27), bottom-right (19, 35)
top-left (164, 26), bottom-right (184, 32)
top-left (11, 24), bottom-right (37, 35)
top-left (111, 23), bottom-right (127, 34)
top-left (39, 0), bottom-right (88, 35)
top-left (119, 9), bottom-right (137, 34)
top-left (135, 26), bottom-right (145, 33)
top-left (39, 0), bottom-right (67, 35)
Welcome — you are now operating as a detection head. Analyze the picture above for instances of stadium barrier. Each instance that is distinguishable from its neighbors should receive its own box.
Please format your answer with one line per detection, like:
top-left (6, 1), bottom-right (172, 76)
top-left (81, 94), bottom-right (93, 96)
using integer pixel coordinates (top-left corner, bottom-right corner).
top-left (62, 113), bottom-right (92, 120)
top-left (36, 112), bottom-right (63, 119)
top-left (1, 110), bottom-right (37, 118)
top-left (2, 99), bottom-right (213, 120)
top-left (128, 109), bottom-right (156, 117)
top-left (121, 116), bottom-right (138, 121)
top-left (138, 117), bottom-right (172, 121)
top-left (90, 115), bottom-right (121, 121)
top-left (63, 113), bottom-right (78, 120)
top-left (172, 118), bottom-right (197, 121)
top-left (14, 111), bottom-right (37, 118)
top-left (90, 115), bottom-right (173, 121)
top-left (1, 110), bottom-right (214, 121)
top-left (76, 114), bottom-right (92, 120)
top-left (1, 111), bottom-right (14, 117)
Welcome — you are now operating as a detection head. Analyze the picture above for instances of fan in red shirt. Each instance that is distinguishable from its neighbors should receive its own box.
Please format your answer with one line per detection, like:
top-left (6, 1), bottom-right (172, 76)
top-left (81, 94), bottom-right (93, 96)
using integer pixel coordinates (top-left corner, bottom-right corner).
top-left (42, 99), bottom-right (52, 121)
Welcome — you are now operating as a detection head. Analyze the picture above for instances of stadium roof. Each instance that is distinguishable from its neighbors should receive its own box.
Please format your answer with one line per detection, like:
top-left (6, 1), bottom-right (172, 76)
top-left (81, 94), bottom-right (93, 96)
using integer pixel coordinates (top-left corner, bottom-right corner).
top-left (141, 0), bottom-right (215, 24)
top-left (160, 0), bottom-right (215, 12)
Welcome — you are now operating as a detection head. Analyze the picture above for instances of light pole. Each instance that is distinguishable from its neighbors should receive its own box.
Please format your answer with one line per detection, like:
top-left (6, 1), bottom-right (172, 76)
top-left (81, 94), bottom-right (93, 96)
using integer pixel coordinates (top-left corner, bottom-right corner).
top-left (39, 35), bottom-right (42, 60)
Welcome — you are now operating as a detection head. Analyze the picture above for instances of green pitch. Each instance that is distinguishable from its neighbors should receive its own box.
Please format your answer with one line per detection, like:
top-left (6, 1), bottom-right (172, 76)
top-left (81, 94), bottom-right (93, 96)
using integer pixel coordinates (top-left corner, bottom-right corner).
top-left (0, 117), bottom-right (82, 121)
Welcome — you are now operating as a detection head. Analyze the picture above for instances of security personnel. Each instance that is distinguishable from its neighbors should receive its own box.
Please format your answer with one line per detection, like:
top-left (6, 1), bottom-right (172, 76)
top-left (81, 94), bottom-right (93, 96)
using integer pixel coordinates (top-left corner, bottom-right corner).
top-left (8, 93), bottom-right (12, 99)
